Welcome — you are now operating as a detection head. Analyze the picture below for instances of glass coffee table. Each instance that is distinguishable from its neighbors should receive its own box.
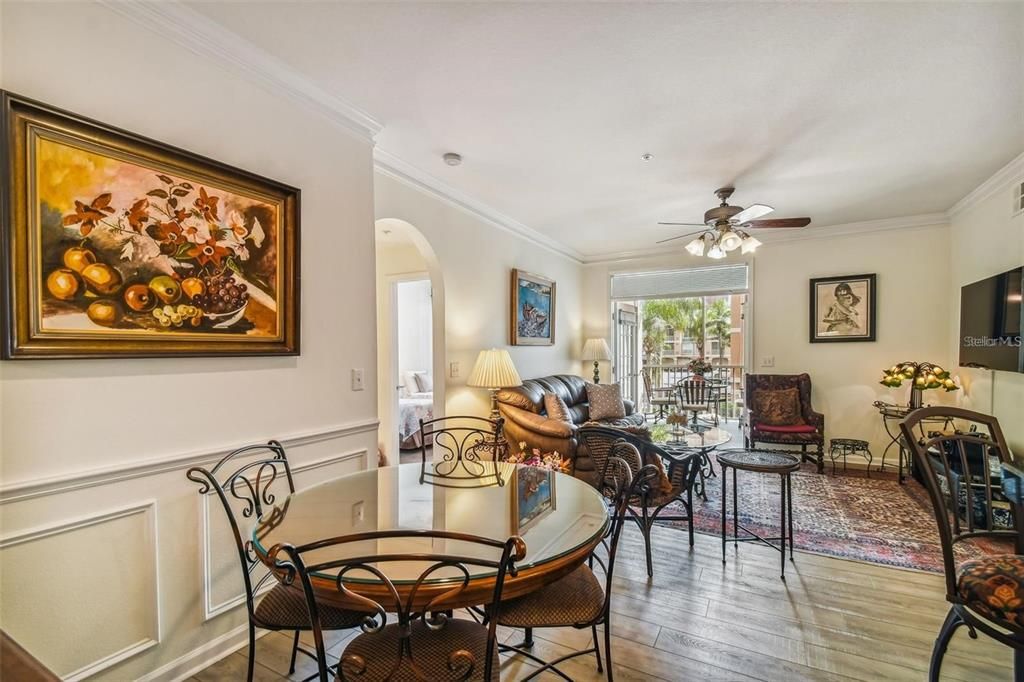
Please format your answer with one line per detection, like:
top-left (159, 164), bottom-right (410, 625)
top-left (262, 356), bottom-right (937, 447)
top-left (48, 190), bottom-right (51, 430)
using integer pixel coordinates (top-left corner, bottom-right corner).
top-left (651, 424), bottom-right (732, 499)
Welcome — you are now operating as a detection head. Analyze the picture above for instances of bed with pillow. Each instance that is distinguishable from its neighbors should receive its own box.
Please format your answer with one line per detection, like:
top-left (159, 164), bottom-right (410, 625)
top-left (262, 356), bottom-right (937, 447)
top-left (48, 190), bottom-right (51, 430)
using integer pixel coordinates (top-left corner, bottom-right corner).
top-left (399, 370), bottom-right (433, 450)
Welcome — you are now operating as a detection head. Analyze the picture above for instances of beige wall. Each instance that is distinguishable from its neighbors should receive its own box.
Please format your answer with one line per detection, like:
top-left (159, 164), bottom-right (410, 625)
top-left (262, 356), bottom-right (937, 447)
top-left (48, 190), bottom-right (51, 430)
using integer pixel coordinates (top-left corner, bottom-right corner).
top-left (374, 171), bottom-right (584, 418)
top-left (0, 2), bottom-right (378, 678)
top-left (949, 154), bottom-right (1024, 453)
top-left (582, 220), bottom-right (953, 458)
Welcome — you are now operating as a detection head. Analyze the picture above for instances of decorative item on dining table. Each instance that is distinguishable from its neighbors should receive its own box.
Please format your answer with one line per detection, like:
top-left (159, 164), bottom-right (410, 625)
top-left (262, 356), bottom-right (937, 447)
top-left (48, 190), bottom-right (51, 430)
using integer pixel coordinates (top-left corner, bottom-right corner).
top-left (687, 357), bottom-right (714, 378)
top-left (880, 361), bottom-right (960, 409)
top-left (506, 441), bottom-right (572, 473)
top-left (581, 337), bottom-right (611, 383)
top-left (507, 444), bottom-right (562, 533)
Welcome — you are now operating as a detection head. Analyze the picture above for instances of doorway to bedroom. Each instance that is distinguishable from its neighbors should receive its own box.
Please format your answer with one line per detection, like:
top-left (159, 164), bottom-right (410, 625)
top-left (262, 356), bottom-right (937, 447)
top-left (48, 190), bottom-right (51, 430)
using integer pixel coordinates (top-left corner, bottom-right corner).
top-left (375, 219), bottom-right (444, 465)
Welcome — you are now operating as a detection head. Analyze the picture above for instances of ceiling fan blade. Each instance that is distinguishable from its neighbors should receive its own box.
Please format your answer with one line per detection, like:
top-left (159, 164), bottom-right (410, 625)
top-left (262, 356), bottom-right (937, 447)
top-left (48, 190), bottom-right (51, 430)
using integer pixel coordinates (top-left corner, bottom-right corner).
top-left (729, 203), bottom-right (773, 224)
top-left (656, 230), bottom-right (705, 244)
top-left (657, 221), bottom-right (707, 227)
top-left (745, 217), bottom-right (811, 229)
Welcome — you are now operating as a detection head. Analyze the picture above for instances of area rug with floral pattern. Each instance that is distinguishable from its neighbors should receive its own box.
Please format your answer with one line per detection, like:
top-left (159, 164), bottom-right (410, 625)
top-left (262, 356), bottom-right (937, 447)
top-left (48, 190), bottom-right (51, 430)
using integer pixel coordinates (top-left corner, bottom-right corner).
top-left (657, 452), bottom-right (1012, 573)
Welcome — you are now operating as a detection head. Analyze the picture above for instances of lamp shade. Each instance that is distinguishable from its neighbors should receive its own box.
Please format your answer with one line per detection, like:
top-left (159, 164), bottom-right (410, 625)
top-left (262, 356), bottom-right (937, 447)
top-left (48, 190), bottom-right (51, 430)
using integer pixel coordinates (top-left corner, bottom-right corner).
top-left (581, 338), bottom-right (612, 361)
top-left (466, 348), bottom-right (522, 389)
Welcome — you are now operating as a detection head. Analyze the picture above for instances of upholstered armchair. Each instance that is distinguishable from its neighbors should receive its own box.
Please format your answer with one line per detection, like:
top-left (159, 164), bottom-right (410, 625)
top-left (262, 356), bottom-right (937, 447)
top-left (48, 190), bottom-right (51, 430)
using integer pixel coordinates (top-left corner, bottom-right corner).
top-left (743, 373), bottom-right (825, 473)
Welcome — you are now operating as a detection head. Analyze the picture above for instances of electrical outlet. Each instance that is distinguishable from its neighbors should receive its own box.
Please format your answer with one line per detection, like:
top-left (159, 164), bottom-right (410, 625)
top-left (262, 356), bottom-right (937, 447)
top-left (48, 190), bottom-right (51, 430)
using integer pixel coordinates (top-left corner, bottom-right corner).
top-left (761, 356), bottom-right (775, 368)
top-left (352, 501), bottom-right (365, 524)
top-left (351, 368), bottom-right (365, 391)
top-left (450, 361), bottom-right (460, 378)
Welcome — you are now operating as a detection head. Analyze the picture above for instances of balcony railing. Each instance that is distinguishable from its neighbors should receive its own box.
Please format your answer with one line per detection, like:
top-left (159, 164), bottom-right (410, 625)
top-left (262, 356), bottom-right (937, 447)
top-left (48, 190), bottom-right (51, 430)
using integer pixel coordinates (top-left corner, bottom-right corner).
top-left (641, 362), bottom-right (745, 420)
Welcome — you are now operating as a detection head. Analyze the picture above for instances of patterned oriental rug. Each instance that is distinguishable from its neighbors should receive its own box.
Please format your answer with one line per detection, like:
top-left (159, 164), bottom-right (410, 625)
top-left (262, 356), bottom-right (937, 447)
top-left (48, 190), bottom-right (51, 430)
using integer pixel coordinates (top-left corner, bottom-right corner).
top-left (657, 452), bottom-right (1012, 573)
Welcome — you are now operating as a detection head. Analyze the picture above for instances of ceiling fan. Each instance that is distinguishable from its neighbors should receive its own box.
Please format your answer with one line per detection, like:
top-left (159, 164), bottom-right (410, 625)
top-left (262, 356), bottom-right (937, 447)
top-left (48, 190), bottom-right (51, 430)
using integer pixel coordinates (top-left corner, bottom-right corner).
top-left (657, 187), bottom-right (811, 259)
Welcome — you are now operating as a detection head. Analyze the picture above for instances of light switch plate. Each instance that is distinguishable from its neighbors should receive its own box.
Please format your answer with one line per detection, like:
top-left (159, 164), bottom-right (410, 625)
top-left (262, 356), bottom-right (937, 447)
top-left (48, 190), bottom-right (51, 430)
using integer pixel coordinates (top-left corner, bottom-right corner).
top-left (450, 361), bottom-right (460, 378)
top-left (351, 368), bottom-right (365, 391)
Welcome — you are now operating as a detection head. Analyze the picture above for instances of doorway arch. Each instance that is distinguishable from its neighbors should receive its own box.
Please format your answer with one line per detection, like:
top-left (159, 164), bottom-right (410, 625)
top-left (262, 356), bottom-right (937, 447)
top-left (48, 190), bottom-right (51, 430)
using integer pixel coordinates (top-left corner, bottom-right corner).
top-left (374, 218), bottom-right (446, 463)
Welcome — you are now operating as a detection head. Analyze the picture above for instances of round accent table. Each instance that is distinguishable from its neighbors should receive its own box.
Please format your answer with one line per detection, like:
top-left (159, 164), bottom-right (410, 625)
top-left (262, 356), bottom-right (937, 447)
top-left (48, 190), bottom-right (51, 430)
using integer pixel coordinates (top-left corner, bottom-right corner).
top-left (717, 449), bottom-right (801, 580)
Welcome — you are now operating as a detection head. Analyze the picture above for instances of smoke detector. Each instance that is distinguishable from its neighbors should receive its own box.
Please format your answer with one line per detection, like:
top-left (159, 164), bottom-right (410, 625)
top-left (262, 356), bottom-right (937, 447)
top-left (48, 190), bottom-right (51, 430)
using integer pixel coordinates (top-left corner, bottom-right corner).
top-left (443, 152), bottom-right (462, 166)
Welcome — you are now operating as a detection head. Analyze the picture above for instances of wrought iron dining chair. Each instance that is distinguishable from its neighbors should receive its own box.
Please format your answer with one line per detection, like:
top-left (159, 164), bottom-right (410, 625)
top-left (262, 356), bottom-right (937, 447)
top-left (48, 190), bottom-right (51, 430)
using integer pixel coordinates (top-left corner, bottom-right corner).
top-left (577, 425), bottom-right (701, 577)
top-left (186, 441), bottom-right (365, 682)
top-left (901, 407), bottom-right (1024, 682)
top-left (270, 530), bottom-right (525, 682)
top-left (418, 415), bottom-right (506, 487)
top-left (494, 459), bottom-right (659, 681)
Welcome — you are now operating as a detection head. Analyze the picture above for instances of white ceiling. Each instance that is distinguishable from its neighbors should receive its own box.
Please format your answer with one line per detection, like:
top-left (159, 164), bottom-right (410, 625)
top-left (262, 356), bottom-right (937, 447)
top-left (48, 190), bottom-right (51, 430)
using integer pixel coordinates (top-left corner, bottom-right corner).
top-left (188, 1), bottom-right (1023, 258)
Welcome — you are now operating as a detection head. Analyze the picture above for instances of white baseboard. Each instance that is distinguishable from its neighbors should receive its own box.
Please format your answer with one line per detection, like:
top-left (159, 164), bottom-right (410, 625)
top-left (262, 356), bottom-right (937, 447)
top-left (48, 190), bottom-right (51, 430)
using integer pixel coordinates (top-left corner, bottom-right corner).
top-left (135, 623), bottom-right (270, 682)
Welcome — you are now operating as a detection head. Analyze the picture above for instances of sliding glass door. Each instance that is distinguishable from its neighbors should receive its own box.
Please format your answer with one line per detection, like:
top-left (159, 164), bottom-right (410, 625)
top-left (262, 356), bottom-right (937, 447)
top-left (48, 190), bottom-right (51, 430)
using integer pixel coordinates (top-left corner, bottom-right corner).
top-left (610, 264), bottom-right (750, 419)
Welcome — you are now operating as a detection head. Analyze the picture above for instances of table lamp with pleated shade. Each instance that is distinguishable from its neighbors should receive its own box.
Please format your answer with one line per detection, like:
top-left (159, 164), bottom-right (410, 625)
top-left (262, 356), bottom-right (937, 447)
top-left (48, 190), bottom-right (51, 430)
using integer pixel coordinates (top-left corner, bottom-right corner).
top-left (581, 337), bottom-right (612, 383)
top-left (467, 348), bottom-right (523, 420)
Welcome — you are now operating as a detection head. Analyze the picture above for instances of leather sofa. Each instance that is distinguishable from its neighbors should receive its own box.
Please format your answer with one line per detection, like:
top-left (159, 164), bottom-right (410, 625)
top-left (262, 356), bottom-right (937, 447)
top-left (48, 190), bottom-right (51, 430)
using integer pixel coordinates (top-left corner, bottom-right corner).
top-left (495, 374), bottom-right (644, 481)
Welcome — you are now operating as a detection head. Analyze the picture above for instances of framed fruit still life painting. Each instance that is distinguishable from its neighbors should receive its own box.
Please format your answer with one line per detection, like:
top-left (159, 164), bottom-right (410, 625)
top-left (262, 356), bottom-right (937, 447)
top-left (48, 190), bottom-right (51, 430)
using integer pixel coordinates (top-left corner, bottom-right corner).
top-left (1, 92), bottom-right (299, 359)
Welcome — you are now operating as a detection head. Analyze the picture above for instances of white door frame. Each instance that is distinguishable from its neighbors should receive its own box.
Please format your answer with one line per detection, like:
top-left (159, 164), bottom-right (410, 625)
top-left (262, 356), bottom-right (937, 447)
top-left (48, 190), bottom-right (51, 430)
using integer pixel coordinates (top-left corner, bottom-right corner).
top-left (380, 271), bottom-right (431, 461)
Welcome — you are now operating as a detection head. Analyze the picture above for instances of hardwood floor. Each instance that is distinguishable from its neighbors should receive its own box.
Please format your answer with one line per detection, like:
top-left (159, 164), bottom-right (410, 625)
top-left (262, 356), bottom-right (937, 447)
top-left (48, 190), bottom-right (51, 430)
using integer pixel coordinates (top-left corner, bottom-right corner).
top-left (192, 526), bottom-right (1012, 681)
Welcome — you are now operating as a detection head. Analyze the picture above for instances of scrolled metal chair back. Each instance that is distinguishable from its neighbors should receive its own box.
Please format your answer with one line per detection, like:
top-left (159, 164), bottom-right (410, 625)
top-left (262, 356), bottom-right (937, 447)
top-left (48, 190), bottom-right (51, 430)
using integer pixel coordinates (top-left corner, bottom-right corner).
top-left (270, 529), bottom-right (526, 682)
top-left (419, 415), bottom-right (506, 487)
top-left (901, 407), bottom-right (1015, 599)
top-left (186, 440), bottom-right (295, 622)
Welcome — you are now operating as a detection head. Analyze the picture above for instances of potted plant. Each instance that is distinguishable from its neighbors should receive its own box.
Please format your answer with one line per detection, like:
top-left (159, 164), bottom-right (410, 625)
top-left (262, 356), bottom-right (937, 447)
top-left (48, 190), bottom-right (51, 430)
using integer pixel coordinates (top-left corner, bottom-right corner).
top-left (687, 357), bottom-right (714, 381)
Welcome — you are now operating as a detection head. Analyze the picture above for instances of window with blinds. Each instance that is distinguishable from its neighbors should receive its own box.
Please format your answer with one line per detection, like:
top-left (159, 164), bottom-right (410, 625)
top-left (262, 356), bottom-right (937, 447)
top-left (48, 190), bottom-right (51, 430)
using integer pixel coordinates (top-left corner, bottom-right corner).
top-left (610, 264), bottom-right (749, 300)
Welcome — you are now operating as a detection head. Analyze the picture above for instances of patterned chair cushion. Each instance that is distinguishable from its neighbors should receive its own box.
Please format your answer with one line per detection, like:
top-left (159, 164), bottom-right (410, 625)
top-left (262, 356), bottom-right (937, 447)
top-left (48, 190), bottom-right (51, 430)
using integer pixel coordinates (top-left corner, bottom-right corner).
top-left (752, 387), bottom-right (803, 426)
top-left (957, 554), bottom-right (1024, 630)
top-left (254, 584), bottom-right (365, 630)
top-left (586, 383), bottom-right (626, 420)
top-left (340, 619), bottom-right (497, 681)
top-left (496, 565), bottom-right (604, 628)
top-left (543, 392), bottom-right (573, 422)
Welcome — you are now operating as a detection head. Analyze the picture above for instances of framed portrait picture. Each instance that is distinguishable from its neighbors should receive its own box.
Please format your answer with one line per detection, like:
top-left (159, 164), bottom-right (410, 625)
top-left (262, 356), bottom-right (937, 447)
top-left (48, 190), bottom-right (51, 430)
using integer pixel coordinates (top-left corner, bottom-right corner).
top-left (1, 91), bottom-right (299, 359)
top-left (809, 273), bottom-right (876, 343)
top-left (511, 466), bottom-right (557, 533)
top-left (510, 269), bottom-right (555, 346)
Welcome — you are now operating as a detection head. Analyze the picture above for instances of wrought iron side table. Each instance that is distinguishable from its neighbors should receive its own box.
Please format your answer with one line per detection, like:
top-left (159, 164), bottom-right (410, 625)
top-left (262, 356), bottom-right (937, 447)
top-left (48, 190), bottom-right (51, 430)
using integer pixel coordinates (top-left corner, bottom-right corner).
top-left (873, 402), bottom-right (954, 484)
top-left (718, 449), bottom-right (801, 580)
top-left (828, 438), bottom-right (873, 476)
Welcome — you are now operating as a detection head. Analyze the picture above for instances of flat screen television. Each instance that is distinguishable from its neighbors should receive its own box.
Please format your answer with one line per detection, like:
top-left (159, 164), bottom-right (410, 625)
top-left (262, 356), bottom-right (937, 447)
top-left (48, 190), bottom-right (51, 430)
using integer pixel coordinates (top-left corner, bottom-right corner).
top-left (959, 265), bottom-right (1023, 373)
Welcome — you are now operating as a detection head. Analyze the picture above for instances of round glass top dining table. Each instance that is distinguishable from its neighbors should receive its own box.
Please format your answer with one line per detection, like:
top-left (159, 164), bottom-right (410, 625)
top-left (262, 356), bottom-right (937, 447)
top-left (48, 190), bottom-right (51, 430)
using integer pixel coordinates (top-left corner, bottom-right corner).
top-left (251, 461), bottom-right (609, 608)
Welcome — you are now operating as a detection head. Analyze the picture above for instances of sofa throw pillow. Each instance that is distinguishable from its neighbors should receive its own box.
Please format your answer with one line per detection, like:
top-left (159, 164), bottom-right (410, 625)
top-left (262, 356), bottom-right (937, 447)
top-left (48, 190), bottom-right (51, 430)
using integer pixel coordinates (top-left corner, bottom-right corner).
top-left (753, 387), bottom-right (803, 426)
top-left (415, 372), bottom-right (433, 392)
top-left (543, 392), bottom-right (573, 423)
top-left (586, 382), bottom-right (626, 421)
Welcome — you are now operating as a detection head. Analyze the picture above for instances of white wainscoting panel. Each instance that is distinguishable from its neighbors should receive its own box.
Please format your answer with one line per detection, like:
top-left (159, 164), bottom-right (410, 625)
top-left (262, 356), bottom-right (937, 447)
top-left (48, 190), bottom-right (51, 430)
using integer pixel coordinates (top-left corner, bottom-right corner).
top-left (0, 501), bottom-right (161, 679)
top-left (201, 448), bottom-right (368, 621)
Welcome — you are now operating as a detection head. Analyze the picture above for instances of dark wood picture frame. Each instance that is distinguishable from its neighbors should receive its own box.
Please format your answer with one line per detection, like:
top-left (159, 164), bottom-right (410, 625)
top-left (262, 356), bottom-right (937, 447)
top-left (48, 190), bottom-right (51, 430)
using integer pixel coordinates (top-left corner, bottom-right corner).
top-left (809, 273), bottom-right (876, 343)
top-left (510, 268), bottom-right (556, 346)
top-left (510, 466), bottom-right (557, 533)
top-left (1, 91), bottom-right (300, 359)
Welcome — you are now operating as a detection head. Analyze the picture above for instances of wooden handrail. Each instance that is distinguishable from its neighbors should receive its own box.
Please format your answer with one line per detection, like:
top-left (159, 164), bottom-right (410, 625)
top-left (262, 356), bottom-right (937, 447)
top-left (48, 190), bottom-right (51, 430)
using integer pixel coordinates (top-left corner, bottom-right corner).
top-left (1, 631), bottom-right (60, 681)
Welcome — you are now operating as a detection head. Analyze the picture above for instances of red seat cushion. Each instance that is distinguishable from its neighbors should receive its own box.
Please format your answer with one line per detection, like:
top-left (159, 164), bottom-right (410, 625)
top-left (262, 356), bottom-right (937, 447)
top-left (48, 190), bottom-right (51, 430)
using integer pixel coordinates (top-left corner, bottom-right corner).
top-left (755, 424), bottom-right (818, 434)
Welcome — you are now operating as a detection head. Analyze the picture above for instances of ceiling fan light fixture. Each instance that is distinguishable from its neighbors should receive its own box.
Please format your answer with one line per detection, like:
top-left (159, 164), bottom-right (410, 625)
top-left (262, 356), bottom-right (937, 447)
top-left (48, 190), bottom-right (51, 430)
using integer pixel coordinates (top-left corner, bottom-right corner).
top-left (740, 235), bottom-right (762, 254)
top-left (706, 241), bottom-right (726, 259)
top-left (685, 236), bottom-right (706, 256)
top-left (719, 230), bottom-right (743, 252)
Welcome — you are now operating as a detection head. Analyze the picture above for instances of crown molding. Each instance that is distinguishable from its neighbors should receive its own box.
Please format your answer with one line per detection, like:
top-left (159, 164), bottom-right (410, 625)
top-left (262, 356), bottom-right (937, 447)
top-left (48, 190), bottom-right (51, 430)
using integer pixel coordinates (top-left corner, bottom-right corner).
top-left (98, 0), bottom-right (383, 142)
top-left (580, 213), bottom-right (949, 266)
top-left (374, 149), bottom-right (586, 264)
top-left (948, 151), bottom-right (1024, 217)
